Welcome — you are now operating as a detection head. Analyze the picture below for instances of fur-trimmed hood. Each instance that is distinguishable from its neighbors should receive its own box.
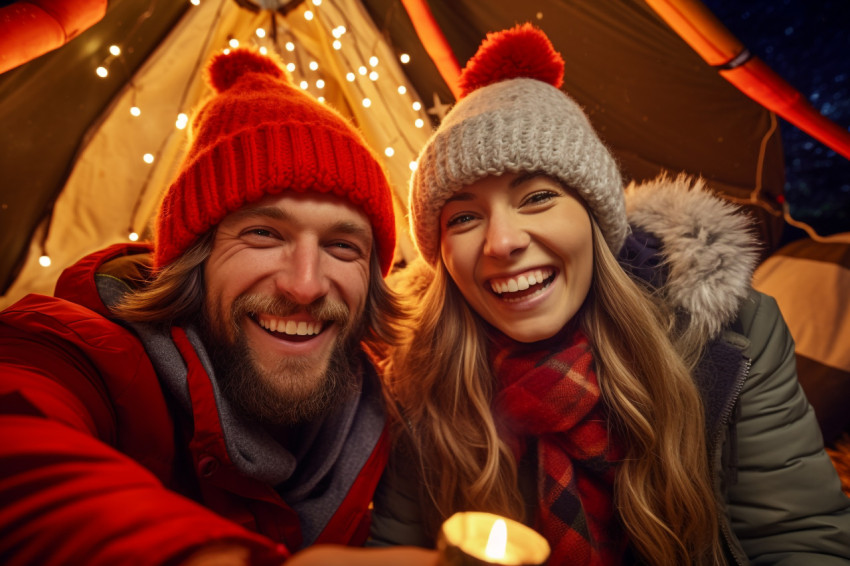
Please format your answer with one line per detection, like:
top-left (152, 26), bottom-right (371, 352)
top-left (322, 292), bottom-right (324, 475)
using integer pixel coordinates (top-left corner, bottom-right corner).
top-left (624, 174), bottom-right (760, 339)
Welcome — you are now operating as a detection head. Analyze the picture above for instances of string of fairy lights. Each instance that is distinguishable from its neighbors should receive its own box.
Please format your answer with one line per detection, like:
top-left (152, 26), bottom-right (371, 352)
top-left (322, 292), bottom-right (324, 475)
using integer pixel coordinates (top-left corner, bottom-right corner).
top-left (37, 0), bottom-right (433, 268)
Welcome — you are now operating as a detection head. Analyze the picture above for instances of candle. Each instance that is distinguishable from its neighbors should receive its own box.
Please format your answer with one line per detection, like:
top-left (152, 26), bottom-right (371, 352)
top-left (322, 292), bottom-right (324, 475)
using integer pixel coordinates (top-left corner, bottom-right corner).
top-left (436, 511), bottom-right (550, 566)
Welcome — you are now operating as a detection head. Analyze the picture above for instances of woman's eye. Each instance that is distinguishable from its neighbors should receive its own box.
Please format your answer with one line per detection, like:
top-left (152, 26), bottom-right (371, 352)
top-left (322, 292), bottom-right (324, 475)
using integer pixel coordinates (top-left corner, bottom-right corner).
top-left (523, 191), bottom-right (558, 206)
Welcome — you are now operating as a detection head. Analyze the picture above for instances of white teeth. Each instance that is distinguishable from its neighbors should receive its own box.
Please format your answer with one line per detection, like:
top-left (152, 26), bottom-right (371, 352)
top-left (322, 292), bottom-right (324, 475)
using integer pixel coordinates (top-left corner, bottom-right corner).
top-left (257, 314), bottom-right (322, 336)
top-left (490, 269), bottom-right (553, 294)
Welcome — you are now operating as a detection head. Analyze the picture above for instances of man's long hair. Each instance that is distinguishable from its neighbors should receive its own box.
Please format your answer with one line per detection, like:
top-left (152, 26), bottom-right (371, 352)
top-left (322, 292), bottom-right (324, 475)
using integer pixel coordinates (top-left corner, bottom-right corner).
top-left (383, 219), bottom-right (724, 566)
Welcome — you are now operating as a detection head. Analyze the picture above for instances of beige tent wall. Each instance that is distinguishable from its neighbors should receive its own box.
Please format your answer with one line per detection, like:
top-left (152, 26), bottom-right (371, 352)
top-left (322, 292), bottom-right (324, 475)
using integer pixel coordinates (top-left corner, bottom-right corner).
top-left (1, 0), bottom-right (430, 309)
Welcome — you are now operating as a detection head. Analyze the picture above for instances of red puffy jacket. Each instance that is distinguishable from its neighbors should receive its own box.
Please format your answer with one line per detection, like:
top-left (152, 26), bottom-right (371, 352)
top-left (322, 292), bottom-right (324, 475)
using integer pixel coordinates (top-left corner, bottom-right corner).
top-left (0, 244), bottom-right (389, 565)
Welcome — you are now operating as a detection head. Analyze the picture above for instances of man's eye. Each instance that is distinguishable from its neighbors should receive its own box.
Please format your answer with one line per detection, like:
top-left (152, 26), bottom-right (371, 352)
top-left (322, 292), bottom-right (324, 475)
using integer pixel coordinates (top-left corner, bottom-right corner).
top-left (245, 228), bottom-right (274, 238)
top-left (327, 241), bottom-right (364, 260)
top-left (240, 228), bottom-right (281, 243)
top-left (447, 213), bottom-right (475, 227)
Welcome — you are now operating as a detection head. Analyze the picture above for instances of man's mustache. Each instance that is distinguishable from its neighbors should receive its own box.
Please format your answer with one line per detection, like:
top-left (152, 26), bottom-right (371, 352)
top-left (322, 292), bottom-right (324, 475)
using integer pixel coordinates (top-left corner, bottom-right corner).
top-left (231, 293), bottom-right (351, 327)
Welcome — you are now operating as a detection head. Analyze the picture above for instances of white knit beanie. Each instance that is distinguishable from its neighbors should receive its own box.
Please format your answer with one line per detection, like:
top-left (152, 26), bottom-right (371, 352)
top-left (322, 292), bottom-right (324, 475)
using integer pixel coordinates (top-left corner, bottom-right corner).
top-left (409, 23), bottom-right (628, 266)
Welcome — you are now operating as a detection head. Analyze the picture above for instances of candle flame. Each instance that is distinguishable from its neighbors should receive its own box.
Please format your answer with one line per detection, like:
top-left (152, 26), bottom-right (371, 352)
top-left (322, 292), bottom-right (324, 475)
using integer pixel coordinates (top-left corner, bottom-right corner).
top-left (485, 518), bottom-right (507, 559)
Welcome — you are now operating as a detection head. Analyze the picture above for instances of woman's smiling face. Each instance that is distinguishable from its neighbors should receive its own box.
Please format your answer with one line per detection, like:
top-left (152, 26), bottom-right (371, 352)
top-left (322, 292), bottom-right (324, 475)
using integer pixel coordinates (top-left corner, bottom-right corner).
top-left (439, 172), bottom-right (594, 343)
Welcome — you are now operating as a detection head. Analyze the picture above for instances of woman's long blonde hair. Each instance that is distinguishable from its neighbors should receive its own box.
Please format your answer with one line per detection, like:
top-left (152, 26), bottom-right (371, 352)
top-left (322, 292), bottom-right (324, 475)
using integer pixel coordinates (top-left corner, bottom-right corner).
top-left (384, 219), bottom-right (724, 566)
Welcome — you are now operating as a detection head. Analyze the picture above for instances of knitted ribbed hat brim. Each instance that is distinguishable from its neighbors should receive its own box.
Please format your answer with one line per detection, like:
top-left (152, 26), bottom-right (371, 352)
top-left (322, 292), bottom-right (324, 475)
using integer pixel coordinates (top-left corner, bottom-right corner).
top-left (153, 48), bottom-right (395, 275)
top-left (156, 121), bottom-right (393, 271)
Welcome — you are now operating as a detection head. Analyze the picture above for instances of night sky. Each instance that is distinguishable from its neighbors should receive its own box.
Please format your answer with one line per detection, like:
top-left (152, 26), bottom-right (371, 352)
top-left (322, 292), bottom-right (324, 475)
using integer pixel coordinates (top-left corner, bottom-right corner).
top-left (702, 0), bottom-right (850, 239)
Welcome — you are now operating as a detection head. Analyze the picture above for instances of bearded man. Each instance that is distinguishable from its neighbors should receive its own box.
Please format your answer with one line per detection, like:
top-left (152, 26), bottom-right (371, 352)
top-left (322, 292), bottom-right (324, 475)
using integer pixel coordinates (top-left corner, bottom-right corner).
top-left (0, 48), bottom-right (433, 566)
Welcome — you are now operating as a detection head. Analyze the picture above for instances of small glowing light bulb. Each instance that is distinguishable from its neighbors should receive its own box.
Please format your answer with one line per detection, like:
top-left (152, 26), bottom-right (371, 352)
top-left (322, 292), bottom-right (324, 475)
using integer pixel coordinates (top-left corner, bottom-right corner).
top-left (397, 85), bottom-right (407, 95)
top-left (229, 38), bottom-right (239, 48)
top-left (345, 72), bottom-right (355, 82)
top-left (143, 153), bottom-right (154, 164)
top-left (415, 118), bottom-right (424, 128)
top-left (304, 10), bottom-right (314, 20)
top-left (400, 53), bottom-right (410, 64)
top-left (129, 232), bottom-right (139, 242)
top-left (317, 96), bottom-right (325, 103)
top-left (222, 48), bottom-right (230, 55)
top-left (369, 71), bottom-right (379, 81)
top-left (285, 42), bottom-right (295, 52)
top-left (369, 56), bottom-right (379, 67)
top-left (96, 66), bottom-right (108, 78)
top-left (176, 113), bottom-right (189, 129)
top-left (256, 28), bottom-right (266, 38)
top-left (130, 106), bottom-right (141, 117)
top-left (362, 98), bottom-right (372, 108)
top-left (38, 255), bottom-right (51, 267)
top-left (286, 63), bottom-right (296, 72)
top-left (299, 80), bottom-right (308, 90)
top-left (309, 61), bottom-right (319, 71)
top-left (384, 147), bottom-right (394, 157)
top-left (409, 161), bottom-right (418, 171)
top-left (190, 0), bottom-right (200, 5)
top-left (259, 46), bottom-right (268, 55)
top-left (312, 0), bottom-right (322, 5)
top-left (358, 66), bottom-right (367, 75)
top-left (109, 45), bottom-right (121, 56)
top-left (332, 40), bottom-right (342, 50)
top-left (315, 79), bottom-right (325, 89)
top-left (412, 101), bottom-right (422, 111)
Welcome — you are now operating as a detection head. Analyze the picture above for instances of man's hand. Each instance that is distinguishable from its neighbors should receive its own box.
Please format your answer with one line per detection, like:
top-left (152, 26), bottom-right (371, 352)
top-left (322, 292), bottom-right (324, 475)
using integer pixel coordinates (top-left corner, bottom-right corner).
top-left (287, 545), bottom-right (438, 566)
top-left (181, 543), bottom-right (252, 566)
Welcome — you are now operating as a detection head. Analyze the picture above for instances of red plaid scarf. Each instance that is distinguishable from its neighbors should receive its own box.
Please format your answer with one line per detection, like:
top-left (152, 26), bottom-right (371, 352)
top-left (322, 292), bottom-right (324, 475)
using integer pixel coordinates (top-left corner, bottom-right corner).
top-left (491, 328), bottom-right (627, 565)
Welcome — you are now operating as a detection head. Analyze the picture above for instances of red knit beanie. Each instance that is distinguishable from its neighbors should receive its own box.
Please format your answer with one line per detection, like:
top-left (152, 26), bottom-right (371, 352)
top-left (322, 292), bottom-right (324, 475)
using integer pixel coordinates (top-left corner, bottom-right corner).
top-left (154, 48), bottom-right (396, 275)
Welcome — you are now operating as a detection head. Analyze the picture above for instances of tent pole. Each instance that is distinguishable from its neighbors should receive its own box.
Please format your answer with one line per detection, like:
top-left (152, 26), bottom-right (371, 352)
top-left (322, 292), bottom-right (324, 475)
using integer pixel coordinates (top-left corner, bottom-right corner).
top-left (399, 0), bottom-right (462, 99)
top-left (0, 0), bottom-right (108, 74)
top-left (644, 0), bottom-right (850, 161)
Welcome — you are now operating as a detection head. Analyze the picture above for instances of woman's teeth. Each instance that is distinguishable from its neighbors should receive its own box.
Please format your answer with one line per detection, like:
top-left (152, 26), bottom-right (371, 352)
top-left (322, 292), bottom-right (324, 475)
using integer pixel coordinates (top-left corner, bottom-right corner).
top-left (256, 314), bottom-right (322, 336)
top-left (490, 269), bottom-right (553, 294)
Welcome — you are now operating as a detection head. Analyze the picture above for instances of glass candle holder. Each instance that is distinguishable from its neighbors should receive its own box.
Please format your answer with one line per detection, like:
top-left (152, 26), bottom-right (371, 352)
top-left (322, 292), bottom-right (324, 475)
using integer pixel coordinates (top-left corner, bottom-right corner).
top-left (436, 511), bottom-right (550, 565)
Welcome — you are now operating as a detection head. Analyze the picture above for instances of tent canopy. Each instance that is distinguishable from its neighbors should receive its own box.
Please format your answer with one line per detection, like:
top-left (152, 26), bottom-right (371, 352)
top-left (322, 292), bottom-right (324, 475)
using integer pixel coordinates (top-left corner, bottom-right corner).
top-left (0, 0), bottom-right (808, 307)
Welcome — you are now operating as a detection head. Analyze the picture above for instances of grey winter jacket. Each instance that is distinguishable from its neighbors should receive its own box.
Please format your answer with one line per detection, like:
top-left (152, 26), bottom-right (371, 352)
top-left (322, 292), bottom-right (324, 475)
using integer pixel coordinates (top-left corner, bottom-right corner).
top-left (370, 177), bottom-right (850, 563)
top-left (710, 288), bottom-right (850, 565)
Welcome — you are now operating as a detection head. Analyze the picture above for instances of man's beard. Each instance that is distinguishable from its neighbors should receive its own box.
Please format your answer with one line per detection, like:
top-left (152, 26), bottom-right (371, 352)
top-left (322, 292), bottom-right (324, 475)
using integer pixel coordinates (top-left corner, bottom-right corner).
top-left (199, 293), bottom-right (365, 427)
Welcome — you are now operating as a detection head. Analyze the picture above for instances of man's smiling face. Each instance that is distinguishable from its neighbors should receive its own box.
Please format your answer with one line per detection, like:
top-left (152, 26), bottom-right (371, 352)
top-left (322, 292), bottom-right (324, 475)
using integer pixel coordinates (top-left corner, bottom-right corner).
top-left (201, 190), bottom-right (373, 425)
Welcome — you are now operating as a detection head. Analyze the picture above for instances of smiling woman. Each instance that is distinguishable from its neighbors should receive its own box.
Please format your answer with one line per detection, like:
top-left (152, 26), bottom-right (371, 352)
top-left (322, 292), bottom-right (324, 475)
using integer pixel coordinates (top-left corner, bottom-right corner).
top-left (439, 173), bottom-right (593, 344)
top-left (370, 23), bottom-right (850, 566)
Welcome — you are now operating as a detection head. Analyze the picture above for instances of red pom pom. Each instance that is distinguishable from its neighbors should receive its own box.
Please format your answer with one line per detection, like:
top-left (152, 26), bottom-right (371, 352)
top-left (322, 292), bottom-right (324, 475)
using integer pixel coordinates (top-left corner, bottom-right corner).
top-left (206, 48), bottom-right (287, 93)
top-left (458, 23), bottom-right (564, 99)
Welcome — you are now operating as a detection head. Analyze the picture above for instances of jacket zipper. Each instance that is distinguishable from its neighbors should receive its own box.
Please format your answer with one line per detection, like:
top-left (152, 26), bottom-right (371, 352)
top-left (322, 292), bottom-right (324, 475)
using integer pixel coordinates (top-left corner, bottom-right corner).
top-left (710, 357), bottom-right (751, 566)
